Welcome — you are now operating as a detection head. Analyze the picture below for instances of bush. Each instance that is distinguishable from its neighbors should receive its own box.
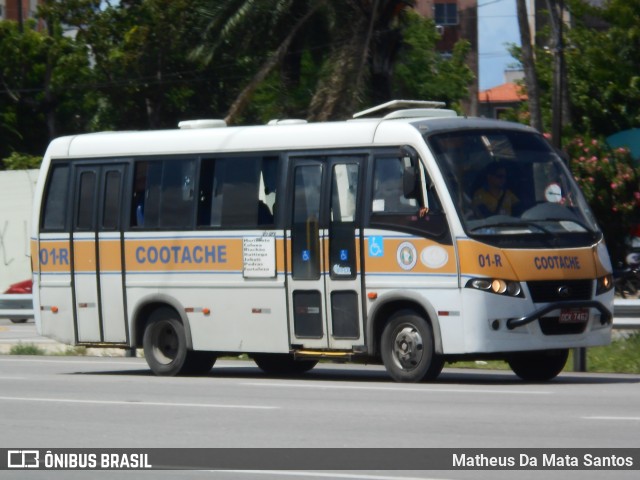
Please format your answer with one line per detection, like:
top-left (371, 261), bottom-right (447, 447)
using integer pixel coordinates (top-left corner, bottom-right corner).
top-left (9, 343), bottom-right (45, 355)
top-left (2, 152), bottom-right (42, 170)
top-left (565, 136), bottom-right (640, 264)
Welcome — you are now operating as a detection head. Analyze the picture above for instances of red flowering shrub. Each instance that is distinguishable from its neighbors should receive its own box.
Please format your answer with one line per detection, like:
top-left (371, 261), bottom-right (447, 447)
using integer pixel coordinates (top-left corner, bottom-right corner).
top-left (565, 136), bottom-right (640, 263)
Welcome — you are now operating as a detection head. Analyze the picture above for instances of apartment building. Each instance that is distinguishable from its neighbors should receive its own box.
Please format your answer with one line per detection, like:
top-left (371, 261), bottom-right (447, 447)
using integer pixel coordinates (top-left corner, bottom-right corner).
top-left (414, 0), bottom-right (479, 115)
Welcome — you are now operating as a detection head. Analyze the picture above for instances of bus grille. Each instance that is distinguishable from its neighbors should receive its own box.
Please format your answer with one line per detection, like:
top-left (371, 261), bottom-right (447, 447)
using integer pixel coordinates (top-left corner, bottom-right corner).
top-left (526, 280), bottom-right (593, 303)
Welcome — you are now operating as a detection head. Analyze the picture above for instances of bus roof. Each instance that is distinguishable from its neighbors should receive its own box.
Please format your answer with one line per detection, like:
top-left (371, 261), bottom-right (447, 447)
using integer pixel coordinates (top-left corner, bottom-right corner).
top-left (45, 114), bottom-right (536, 159)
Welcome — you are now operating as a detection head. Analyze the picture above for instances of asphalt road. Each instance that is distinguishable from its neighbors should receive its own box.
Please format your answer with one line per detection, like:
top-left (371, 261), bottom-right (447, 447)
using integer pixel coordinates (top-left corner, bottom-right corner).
top-left (1, 348), bottom-right (639, 480)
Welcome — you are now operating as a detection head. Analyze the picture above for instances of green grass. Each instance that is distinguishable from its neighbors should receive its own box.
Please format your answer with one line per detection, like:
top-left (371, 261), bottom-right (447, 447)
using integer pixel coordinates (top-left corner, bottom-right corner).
top-left (52, 346), bottom-right (88, 356)
top-left (5, 334), bottom-right (640, 374)
top-left (9, 343), bottom-right (46, 355)
top-left (586, 333), bottom-right (640, 373)
top-left (449, 333), bottom-right (640, 374)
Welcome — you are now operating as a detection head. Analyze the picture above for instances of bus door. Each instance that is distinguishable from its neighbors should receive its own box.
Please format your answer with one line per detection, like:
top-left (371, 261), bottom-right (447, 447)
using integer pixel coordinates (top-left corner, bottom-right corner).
top-left (287, 156), bottom-right (364, 350)
top-left (71, 164), bottom-right (128, 344)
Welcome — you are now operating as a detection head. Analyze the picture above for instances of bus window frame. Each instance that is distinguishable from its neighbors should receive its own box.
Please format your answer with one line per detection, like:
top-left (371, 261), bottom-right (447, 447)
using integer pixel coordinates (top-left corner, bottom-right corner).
top-left (364, 149), bottom-right (452, 244)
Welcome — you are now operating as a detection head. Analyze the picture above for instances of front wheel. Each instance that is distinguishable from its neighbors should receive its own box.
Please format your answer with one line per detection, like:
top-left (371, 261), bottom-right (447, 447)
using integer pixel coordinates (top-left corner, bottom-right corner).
top-left (507, 349), bottom-right (569, 381)
top-left (380, 312), bottom-right (444, 382)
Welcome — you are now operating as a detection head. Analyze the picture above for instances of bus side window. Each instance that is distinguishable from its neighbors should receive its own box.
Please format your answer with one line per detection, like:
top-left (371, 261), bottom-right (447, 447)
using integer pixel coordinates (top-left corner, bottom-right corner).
top-left (372, 157), bottom-right (420, 214)
top-left (198, 157), bottom-right (278, 229)
top-left (130, 159), bottom-right (196, 229)
top-left (41, 163), bottom-right (70, 231)
top-left (369, 155), bottom-right (449, 239)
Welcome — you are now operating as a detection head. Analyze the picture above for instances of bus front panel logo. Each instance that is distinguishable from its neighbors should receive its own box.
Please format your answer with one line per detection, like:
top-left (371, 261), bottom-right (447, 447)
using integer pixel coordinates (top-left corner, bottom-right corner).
top-left (397, 242), bottom-right (417, 271)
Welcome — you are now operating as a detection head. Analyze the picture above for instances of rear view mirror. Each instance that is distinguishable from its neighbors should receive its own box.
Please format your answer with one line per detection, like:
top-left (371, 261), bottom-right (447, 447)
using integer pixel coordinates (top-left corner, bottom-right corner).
top-left (403, 166), bottom-right (418, 198)
top-left (400, 145), bottom-right (419, 199)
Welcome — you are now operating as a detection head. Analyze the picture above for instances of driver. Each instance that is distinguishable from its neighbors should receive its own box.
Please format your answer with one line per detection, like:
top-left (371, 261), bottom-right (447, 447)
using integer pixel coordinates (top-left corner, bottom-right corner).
top-left (473, 163), bottom-right (519, 217)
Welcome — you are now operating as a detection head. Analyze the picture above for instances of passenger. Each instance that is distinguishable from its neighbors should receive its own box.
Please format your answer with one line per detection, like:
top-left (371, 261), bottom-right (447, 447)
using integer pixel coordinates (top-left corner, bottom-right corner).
top-left (472, 163), bottom-right (519, 217)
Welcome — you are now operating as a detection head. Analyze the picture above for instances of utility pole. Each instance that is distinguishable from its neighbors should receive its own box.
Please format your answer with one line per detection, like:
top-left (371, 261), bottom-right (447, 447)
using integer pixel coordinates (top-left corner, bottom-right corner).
top-left (516, 0), bottom-right (543, 133)
top-left (17, 0), bottom-right (24, 33)
top-left (547, 0), bottom-right (565, 149)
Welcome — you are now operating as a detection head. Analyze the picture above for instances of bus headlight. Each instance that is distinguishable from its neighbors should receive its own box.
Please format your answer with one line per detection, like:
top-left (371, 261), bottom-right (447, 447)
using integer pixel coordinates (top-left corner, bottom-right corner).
top-left (466, 278), bottom-right (524, 297)
top-left (596, 274), bottom-right (614, 295)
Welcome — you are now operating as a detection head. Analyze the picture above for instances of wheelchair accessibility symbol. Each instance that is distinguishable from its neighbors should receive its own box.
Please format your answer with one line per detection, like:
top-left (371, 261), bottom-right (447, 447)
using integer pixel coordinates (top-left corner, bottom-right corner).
top-left (368, 236), bottom-right (384, 257)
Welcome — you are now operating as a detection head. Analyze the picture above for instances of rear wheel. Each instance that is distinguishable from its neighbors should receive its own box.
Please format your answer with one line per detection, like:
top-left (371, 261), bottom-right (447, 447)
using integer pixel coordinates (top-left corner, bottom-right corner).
top-left (253, 353), bottom-right (317, 375)
top-left (507, 349), bottom-right (569, 381)
top-left (380, 312), bottom-right (443, 382)
top-left (143, 308), bottom-right (215, 376)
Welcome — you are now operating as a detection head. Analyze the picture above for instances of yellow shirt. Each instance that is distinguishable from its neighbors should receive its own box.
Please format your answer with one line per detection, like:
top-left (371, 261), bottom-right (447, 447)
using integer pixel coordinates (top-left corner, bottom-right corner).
top-left (473, 188), bottom-right (519, 216)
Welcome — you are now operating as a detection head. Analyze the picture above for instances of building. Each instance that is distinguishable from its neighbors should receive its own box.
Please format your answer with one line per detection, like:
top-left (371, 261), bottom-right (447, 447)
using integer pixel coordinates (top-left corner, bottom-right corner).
top-left (478, 70), bottom-right (527, 119)
top-left (414, 0), bottom-right (479, 116)
top-left (0, 0), bottom-right (40, 22)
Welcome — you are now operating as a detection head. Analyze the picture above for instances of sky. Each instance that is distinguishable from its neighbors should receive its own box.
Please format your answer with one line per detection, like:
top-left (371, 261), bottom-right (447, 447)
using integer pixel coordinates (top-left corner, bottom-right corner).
top-left (478, 0), bottom-right (521, 91)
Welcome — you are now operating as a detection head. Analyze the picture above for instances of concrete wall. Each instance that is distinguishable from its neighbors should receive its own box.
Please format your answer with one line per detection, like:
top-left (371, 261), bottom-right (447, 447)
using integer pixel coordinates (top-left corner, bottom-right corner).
top-left (0, 169), bottom-right (38, 291)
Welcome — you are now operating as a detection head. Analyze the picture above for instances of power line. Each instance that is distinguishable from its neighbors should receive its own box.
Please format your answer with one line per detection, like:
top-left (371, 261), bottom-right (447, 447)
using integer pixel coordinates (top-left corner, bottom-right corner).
top-left (478, 0), bottom-right (509, 8)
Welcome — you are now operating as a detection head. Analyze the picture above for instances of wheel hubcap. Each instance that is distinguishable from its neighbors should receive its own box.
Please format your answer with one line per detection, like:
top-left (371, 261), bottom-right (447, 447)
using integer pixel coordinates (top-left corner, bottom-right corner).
top-left (392, 326), bottom-right (424, 371)
top-left (153, 322), bottom-right (178, 364)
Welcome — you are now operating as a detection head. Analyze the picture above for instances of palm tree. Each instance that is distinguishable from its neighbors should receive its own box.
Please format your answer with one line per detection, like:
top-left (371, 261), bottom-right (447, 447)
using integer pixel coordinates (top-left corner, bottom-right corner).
top-left (196, 0), bottom-right (415, 123)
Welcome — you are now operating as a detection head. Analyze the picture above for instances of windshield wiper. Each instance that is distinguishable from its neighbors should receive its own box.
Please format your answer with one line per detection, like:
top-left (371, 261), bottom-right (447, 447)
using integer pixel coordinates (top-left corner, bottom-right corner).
top-left (542, 217), bottom-right (592, 233)
top-left (468, 221), bottom-right (553, 235)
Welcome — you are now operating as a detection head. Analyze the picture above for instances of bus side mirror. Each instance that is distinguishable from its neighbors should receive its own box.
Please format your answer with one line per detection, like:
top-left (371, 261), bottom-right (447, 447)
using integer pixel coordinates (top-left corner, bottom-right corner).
top-left (400, 145), bottom-right (420, 199)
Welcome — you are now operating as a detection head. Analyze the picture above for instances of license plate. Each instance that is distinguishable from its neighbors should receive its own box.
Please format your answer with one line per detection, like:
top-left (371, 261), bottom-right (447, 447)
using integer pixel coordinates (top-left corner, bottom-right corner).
top-left (559, 308), bottom-right (589, 323)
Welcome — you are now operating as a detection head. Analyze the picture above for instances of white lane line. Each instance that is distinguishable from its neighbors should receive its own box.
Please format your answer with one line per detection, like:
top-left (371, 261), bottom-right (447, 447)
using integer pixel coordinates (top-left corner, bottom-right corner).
top-left (214, 470), bottom-right (449, 480)
top-left (583, 416), bottom-right (640, 422)
top-left (242, 382), bottom-right (550, 395)
top-left (0, 357), bottom-right (143, 366)
top-left (0, 396), bottom-right (277, 410)
top-left (0, 376), bottom-right (27, 380)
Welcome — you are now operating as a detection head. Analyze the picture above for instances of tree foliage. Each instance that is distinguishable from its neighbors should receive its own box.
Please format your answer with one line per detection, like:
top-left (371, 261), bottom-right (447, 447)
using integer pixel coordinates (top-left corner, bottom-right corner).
top-left (0, 0), bottom-right (474, 166)
top-left (566, 137), bottom-right (640, 263)
top-left (392, 11), bottom-right (473, 109)
top-left (509, 0), bottom-right (640, 139)
top-left (0, 16), bottom-right (93, 159)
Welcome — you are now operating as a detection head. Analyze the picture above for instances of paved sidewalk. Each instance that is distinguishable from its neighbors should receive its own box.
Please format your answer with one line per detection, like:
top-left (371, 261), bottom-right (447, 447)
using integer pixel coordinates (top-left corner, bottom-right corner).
top-left (0, 319), bottom-right (136, 356)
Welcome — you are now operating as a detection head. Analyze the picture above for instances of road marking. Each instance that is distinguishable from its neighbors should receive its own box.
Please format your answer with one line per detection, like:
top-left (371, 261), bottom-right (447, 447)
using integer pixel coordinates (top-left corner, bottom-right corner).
top-left (215, 470), bottom-right (450, 480)
top-left (0, 396), bottom-right (277, 410)
top-left (584, 416), bottom-right (640, 422)
top-left (242, 382), bottom-right (550, 395)
top-left (0, 357), bottom-right (143, 366)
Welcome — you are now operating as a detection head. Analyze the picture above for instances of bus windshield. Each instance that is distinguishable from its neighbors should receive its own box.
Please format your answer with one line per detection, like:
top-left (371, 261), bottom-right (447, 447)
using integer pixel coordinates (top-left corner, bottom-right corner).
top-left (426, 129), bottom-right (601, 245)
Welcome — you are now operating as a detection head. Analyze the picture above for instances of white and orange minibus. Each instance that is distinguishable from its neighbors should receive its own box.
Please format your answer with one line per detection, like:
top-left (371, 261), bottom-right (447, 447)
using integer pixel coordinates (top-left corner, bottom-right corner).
top-left (31, 100), bottom-right (614, 382)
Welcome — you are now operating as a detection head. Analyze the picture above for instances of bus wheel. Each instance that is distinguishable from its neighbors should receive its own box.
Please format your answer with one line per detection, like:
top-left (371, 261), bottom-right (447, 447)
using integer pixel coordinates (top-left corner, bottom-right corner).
top-left (507, 349), bottom-right (569, 381)
top-left (143, 309), bottom-right (190, 376)
top-left (380, 312), bottom-right (443, 382)
top-left (253, 354), bottom-right (317, 375)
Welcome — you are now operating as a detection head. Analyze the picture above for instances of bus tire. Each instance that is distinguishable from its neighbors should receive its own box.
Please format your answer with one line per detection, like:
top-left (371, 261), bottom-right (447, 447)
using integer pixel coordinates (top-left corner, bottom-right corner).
top-left (507, 349), bottom-right (569, 381)
top-left (253, 353), bottom-right (317, 375)
top-left (182, 351), bottom-right (217, 376)
top-left (380, 312), bottom-right (443, 382)
top-left (143, 308), bottom-right (191, 376)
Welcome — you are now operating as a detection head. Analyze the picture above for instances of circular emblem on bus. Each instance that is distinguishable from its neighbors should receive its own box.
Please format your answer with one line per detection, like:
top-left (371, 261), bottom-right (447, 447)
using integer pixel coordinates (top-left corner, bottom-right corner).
top-left (421, 246), bottom-right (448, 269)
top-left (557, 285), bottom-right (572, 298)
top-left (397, 242), bottom-right (417, 271)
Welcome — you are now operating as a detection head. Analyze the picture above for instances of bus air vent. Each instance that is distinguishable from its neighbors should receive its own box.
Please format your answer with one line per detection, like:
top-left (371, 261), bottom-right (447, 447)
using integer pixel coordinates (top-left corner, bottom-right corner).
top-left (178, 119), bottom-right (227, 129)
top-left (267, 119), bottom-right (308, 125)
top-left (353, 99), bottom-right (448, 119)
